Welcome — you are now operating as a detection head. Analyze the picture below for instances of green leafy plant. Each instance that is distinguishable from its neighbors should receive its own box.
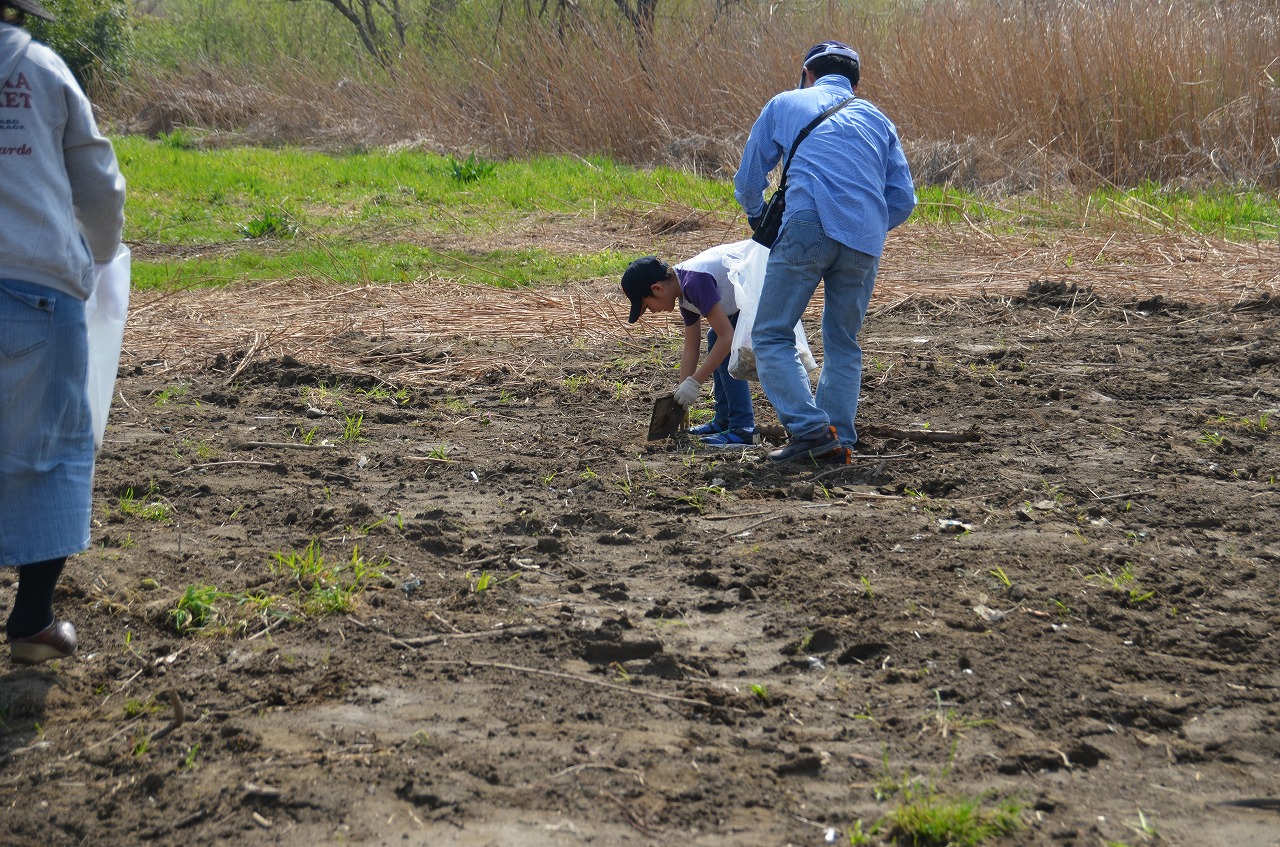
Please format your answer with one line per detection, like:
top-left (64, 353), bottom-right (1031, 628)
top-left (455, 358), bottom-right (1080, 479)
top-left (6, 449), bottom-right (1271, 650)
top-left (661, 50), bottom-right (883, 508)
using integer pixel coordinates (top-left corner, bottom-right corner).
top-left (238, 208), bottom-right (298, 239)
top-left (270, 540), bottom-right (386, 616)
top-left (469, 571), bottom-right (518, 595)
top-left (1196, 429), bottom-right (1225, 448)
top-left (341, 412), bottom-right (364, 443)
top-left (171, 583), bottom-right (225, 632)
top-left (447, 152), bottom-right (496, 184)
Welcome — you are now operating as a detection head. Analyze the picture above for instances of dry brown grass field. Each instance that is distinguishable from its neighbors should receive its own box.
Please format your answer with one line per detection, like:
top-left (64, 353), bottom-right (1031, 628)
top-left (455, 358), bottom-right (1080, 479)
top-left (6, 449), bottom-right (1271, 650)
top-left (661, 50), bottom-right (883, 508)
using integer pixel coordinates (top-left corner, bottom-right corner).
top-left (107, 0), bottom-right (1280, 189)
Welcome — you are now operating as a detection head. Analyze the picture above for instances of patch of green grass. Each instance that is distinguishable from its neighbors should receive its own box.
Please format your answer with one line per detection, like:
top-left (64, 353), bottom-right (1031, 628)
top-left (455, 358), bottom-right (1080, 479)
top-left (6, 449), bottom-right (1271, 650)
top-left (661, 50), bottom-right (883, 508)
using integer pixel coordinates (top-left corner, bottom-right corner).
top-left (116, 137), bottom-right (729, 292)
top-left (270, 540), bottom-right (386, 616)
top-left (914, 183), bottom-right (1280, 241)
top-left (886, 785), bottom-right (1023, 847)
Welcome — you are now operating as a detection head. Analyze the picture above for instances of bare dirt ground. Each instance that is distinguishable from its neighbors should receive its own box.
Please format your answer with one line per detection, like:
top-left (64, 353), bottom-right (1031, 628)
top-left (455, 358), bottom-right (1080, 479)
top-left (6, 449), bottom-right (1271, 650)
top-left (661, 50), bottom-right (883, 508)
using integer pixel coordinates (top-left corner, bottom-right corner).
top-left (3, 221), bottom-right (1279, 847)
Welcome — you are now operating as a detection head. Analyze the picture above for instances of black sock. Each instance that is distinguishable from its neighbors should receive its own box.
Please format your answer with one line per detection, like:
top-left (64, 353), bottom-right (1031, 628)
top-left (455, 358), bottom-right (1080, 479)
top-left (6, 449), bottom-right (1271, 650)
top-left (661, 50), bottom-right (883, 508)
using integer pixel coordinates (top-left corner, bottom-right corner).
top-left (6, 557), bottom-right (66, 640)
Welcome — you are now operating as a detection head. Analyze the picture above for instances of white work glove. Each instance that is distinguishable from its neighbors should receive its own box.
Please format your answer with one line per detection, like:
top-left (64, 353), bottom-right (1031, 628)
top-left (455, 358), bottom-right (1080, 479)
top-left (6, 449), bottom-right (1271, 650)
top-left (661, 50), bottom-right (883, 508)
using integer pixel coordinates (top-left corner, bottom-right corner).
top-left (673, 376), bottom-right (704, 406)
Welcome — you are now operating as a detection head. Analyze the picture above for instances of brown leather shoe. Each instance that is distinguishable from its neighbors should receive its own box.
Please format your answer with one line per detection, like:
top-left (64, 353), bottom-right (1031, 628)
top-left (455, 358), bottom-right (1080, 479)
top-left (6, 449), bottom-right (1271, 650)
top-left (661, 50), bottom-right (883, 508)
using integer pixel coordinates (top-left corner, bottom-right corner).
top-left (9, 620), bottom-right (78, 665)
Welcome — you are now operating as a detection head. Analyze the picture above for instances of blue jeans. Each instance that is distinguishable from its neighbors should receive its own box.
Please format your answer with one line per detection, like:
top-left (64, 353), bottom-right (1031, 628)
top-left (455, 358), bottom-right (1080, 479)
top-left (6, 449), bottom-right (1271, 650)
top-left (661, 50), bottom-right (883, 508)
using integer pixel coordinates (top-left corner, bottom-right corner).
top-left (0, 279), bottom-right (93, 566)
top-left (707, 312), bottom-right (754, 430)
top-left (751, 208), bottom-right (880, 445)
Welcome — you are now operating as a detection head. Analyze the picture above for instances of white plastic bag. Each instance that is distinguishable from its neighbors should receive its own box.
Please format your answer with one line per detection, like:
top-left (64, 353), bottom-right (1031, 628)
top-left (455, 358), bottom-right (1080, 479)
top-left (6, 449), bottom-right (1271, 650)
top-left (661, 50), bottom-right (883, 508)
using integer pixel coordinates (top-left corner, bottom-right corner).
top-left (725, 240), bottom-right (819, 381)
top-left (85, 245), bottom-right (131, 450)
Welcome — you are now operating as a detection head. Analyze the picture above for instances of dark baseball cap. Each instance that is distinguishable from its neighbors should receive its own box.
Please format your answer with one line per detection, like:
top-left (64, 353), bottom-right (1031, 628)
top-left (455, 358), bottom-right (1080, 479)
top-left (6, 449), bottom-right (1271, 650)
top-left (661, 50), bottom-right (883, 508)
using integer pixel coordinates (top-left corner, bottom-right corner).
top-left (5, 0), bottom-right (57, 20)
top-left (800, 40), bottom-right (859, 87)
top-left (620, 256), bottom-right (671, 323)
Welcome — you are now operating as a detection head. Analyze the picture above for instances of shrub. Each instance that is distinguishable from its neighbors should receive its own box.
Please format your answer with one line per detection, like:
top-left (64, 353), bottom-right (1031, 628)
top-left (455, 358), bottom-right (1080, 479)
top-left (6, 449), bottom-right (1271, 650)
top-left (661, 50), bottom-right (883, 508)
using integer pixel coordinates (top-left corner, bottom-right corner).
top-left (26, 0), bottom-right (132, 86)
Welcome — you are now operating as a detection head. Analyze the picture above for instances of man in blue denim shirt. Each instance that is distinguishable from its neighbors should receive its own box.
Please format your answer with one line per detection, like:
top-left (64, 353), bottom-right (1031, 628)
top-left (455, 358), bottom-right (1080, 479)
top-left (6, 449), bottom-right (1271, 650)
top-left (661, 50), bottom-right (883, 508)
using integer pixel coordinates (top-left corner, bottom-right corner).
top-left (735, 41), bottom-right (916, 464)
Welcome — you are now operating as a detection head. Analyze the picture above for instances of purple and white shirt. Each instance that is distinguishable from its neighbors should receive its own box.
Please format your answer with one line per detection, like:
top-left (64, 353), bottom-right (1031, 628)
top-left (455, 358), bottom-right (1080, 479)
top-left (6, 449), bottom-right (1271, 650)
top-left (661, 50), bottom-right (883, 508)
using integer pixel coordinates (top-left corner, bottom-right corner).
top-left (675, 240), bottom-right (747, 327)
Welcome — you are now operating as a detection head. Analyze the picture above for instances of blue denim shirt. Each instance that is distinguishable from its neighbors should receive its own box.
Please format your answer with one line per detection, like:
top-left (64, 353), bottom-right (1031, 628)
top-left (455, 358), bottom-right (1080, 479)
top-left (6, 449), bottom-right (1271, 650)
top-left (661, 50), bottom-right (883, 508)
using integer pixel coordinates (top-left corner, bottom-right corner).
top-left (734, 75), bottom-right (916, 257)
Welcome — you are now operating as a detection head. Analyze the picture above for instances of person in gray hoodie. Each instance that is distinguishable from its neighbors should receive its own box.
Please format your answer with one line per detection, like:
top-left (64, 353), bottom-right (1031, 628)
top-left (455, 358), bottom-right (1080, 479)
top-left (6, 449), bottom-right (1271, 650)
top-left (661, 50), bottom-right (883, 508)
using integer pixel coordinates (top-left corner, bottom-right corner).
top-left (1, 0), bottom-right (125, 664)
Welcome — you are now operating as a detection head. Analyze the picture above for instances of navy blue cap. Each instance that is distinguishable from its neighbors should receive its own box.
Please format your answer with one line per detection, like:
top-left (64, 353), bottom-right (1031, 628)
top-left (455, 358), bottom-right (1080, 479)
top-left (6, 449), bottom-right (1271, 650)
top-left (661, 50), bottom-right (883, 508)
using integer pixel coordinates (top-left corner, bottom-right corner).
top-left (620, 256), bottom-right (671, 323)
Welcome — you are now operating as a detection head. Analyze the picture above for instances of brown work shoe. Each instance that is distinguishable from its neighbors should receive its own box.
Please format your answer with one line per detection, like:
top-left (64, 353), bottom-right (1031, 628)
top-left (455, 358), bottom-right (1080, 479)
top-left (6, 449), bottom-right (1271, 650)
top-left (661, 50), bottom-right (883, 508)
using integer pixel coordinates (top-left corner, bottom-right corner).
top-left (768, 425), bottom-right (847, 464)
top-left (9, 620), bottom-right (78, 665)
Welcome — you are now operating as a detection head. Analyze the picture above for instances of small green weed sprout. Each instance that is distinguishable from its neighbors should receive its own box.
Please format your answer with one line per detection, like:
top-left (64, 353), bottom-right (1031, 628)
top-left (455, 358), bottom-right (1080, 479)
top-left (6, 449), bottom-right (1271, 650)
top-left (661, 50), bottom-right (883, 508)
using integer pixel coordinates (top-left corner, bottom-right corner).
top-left (272, 539), bottom-right (326, 586)
top-left (238, 208), bottom-right (297, 239)
top-left (470, 570), bottom-right (518, 594)
top-left (1087, 562), bottom-right (1155, 606)
top-left (750, 684), bottom-right (769, 703)
top-left (341, 412), bottom-right (364, 443)
top-left (171, 584), bottom-right (225, 632)
top-left (119, 483), bottom-right (170, 522)
top-left (355, 385), bottom-right (392, 402)
top-left (132, 733), bottom-right (152, 757)
top-left (846, 819), bottom-right (880, 845)
top-left (924, 690), bottom-right (995, 739)
top-left (989, 567), bottom-right (1012, 589)
top-left (1127, 807), bottom-right (1158, 841)
top-left (271, 540), bottom-right (386, 616)
top-left (1087, 562), bottom-right (1136, 591)
top-left (181, 743), bottom-right (201, 771)
top-left (151, 383), bottom-right (187, 407)
top-left (1197, 429), bottom-right (1225, 448)
top-left (122, 696), bottom-right (154, 718)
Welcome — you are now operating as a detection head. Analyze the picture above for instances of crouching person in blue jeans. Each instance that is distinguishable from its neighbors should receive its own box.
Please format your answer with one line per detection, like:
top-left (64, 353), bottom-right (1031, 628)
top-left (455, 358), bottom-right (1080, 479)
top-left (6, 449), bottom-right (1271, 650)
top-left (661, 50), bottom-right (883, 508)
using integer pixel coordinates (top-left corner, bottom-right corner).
top-left (621, 243), bottom-right (758, 448)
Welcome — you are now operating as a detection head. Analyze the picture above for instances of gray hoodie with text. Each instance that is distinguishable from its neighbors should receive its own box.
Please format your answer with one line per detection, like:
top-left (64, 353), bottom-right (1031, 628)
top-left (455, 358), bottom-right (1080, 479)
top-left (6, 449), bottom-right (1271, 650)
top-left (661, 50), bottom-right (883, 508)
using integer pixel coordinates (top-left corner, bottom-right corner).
top-left (0, 23), bottom-right (125, 300)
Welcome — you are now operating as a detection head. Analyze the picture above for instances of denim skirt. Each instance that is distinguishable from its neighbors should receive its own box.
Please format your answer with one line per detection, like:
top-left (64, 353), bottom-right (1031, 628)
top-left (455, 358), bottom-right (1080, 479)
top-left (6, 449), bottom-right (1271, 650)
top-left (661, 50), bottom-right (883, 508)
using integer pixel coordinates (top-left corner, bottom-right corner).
top-left (0, 279), bottom-right (94, 567)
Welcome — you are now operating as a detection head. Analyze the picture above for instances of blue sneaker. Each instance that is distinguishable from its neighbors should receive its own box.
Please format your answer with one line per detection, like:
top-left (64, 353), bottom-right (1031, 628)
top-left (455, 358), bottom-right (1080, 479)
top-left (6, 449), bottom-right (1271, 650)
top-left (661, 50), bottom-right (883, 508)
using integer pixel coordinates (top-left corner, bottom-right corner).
top-left (768, 425), bottom-right (849, 464)
top-left (701, 427), bottom-right (759, 449)
top-left (689, 420), bottom-right (728, 436)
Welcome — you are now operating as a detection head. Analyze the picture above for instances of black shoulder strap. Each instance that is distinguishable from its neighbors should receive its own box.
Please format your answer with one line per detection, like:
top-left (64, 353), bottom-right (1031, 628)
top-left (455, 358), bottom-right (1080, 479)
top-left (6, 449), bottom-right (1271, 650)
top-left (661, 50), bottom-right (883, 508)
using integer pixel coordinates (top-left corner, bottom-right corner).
top-left (776, 96), bottom-right (856, 191)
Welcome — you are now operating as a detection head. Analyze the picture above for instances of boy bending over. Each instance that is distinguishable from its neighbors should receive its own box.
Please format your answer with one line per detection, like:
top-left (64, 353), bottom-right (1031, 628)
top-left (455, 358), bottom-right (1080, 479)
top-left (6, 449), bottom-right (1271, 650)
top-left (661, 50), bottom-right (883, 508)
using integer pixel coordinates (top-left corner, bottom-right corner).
top-left (621, 242), bottom-right (758, 447)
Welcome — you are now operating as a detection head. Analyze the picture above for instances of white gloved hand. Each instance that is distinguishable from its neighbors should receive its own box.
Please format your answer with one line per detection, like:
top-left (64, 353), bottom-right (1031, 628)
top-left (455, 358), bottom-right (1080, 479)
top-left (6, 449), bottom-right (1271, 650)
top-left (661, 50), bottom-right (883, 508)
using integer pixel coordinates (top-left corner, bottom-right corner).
top-left (673, 376), bottom-right (704, 406)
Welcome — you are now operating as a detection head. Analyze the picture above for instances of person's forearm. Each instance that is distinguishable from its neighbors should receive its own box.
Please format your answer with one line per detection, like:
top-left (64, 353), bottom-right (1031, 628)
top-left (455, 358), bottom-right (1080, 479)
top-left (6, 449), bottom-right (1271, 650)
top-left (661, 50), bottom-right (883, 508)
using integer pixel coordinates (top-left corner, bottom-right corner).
top-left (679, 327), bottom-right (701, 381)
top-left (696, 333), bottom-right (734, 384)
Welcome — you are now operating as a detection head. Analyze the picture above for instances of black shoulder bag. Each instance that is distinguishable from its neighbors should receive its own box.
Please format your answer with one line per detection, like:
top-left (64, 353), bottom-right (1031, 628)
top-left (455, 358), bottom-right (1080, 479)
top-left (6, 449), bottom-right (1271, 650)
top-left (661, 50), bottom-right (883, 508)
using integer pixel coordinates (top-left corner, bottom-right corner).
top-left (751, 96), bottom-right (856, 248)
